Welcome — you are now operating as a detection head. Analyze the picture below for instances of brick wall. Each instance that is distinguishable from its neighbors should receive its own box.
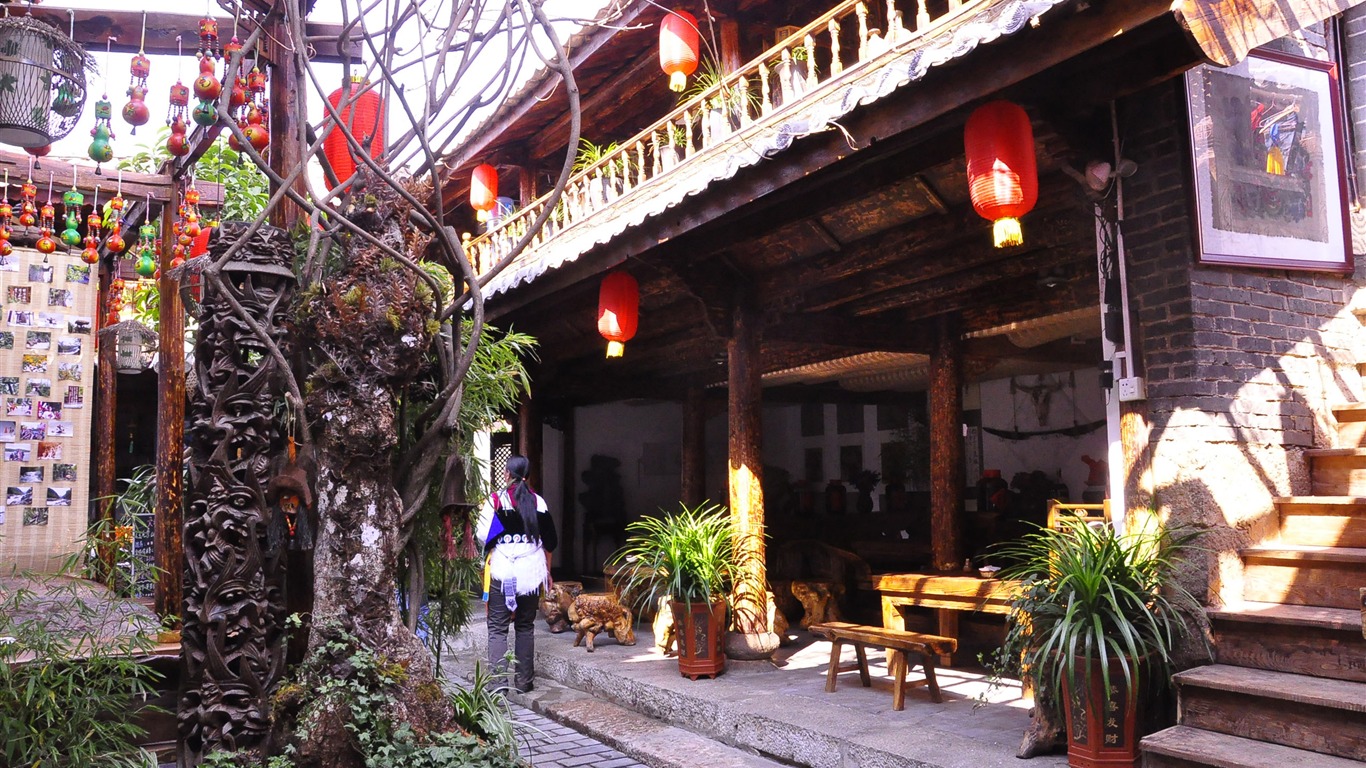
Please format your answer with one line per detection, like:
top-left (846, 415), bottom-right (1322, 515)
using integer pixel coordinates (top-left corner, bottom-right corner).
top-left (1345, 6), bottom-right (1366, 205)
top-left (1118, 77), bottom-right (1364, 607)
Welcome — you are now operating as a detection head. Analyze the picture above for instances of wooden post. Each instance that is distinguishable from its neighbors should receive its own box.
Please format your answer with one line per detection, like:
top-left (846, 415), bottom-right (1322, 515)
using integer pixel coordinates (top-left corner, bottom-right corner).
top-left (518, 166), bottom-right (538, 208)
top-left (721, 19), bottom-right (743, 74)
top-left (560, 408), bottom-right (577, 574)
top-left (728, 295), bottom-right (767, 634)
top-left (154, 184), bottom-right (185, 620)
top-left (266, 12), bottom-right (306, 231)
top-left (682, 384), bottom-right (706, 506)
top-left (518, 387), bottom-right (542, 490)
top-left (928, 312), bottom-right (963, 574)
top-left (93, 265), bottom-right (117, 582)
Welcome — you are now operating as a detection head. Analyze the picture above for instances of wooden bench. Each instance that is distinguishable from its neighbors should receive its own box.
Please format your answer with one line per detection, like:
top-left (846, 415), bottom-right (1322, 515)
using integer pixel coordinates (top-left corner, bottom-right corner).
top-left (808, 621), bottom-right (957, 708)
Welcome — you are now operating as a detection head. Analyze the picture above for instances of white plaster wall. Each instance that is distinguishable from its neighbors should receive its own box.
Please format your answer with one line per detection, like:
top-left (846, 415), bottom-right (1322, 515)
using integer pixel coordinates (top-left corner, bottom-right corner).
top-left (574, 400), bottom-right (684, 521)
top-left (977, 367), bottom-right (1108, 500)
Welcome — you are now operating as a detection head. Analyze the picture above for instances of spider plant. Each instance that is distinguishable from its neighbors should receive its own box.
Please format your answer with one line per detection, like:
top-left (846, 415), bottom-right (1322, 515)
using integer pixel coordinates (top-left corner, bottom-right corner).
top-left (608, 502), bottom-right (737, 608)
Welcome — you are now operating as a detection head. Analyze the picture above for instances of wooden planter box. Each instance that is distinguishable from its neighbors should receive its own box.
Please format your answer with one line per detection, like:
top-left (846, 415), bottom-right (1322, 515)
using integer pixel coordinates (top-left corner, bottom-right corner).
top-left (671, 598), bottom-right (727, 680)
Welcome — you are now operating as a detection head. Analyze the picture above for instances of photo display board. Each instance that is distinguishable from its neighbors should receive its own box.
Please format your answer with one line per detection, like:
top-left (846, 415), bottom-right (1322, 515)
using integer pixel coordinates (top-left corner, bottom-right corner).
top-left (0, 245), bottom-right (96, 571)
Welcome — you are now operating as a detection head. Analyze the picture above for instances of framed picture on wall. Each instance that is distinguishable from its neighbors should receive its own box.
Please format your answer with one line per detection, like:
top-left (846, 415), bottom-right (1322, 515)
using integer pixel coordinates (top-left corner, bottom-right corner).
top-left (1184, 49), bottom-right (1352, 272)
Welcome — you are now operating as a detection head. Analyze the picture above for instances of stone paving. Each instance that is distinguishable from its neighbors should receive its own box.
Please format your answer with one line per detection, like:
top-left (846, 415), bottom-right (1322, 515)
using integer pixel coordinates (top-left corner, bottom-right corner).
top-left (510, 703), bottom-right (651, 768)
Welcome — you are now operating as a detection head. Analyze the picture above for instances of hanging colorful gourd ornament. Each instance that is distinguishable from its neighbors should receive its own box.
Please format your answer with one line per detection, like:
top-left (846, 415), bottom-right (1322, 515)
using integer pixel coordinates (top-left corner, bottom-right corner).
top-left (104, 193), bottom-right (127, 255)
top-left (0, 172), bottom-right (13, 258)
top-left (123, 57), bottom-right (151, 134)
top-left (167, 81), bottom-right (192, 157)
top-left (106, 278), bottom-right (125, 326)
top-left (82, 188), bottom-right (102, 265)
top-left (134, 225), bottom-right (158, 277)
top-left (192, 17), bottom-right (222, 128)
top-left (60, 186), bottom-right (84, 248)
top-left (243, 65), bottom-right (269, 152)
top-left (18, 177), bottom-right (37, 228)
top-left (88, 97), bottom-right (115, 174)
top-left (35, 179), bottom-right (57, 255)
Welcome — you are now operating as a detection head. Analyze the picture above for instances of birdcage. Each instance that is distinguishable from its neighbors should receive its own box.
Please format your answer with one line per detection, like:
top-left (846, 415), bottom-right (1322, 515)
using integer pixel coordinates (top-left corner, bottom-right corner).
top-left (0, 16), bottom-right (94, 147)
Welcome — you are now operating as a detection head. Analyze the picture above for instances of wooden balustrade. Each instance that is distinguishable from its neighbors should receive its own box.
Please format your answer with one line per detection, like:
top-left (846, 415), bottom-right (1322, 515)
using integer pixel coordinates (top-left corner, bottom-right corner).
top-left (465, 0), bottom-right (984, 277)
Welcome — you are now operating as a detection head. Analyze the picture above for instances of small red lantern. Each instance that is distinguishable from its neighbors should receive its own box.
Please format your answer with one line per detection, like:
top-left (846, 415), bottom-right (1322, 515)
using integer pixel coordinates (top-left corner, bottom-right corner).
top-left (323, 77), bottom-right (386, 190)
top-left (964, 100), bottom-right (1037, 248)
top-left (597, 271), bottom-right (639, 358)
top-left (659, 9), bottom-right (700, 93)
top-left (470, 163), bottom-right (498, 222)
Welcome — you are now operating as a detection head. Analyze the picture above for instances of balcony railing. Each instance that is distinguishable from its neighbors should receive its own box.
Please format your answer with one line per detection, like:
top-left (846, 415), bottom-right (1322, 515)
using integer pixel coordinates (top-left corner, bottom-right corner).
top-left (465, 0), bottom-right (982, 277)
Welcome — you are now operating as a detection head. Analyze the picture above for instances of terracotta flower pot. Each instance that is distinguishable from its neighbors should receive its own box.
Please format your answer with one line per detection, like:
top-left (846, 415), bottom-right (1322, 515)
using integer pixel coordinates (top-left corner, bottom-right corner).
top-left (1061, 656), bottom-right (1143, 768)
top-left (671, 598), bottom-right (727, 680)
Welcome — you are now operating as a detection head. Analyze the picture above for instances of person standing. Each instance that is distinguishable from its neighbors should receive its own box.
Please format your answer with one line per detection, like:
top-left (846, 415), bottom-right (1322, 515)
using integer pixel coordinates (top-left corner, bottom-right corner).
top-left (476, 455), bottom-right (557, 692)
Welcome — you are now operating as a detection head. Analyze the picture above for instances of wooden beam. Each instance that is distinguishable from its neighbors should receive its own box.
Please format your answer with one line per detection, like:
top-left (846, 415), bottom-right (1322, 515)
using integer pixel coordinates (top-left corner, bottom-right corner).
top-left (154, 181), bottom-right (185, 621)
top-left (728, 294), bottom-right (767, 636)
top-left (526, 47), bottom-right (665, 162)
top-left (24, 8), bottom-right (361, 63)
top-left (94, 266), bottom-right (117, 584)
top-left (928, 313), bottom-right (963, 573)
top-left (0, 151), bottom-right (223, 206)
top-left (763, 312), bottom-right (933, 353)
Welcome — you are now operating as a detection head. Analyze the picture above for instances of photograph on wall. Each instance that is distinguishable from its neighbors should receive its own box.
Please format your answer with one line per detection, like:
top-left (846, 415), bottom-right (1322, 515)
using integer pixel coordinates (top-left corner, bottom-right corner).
top-left (18, 422), bottom-right (44, 441)
top-left (6, 486), bottom-right (32, 505)
top-left (46, 487), bottom-right (71, 507)
top-left (62, 385), bottom-right (83, 408)
top-left (0, 378), bottom-right (16, 396)
top-left (22, 508), bottom-right (47, 526)
top-left (3, 443), bottom-right (31, 461)
top-left (5, 398), bottom-right (32, 417)
top-left (0, 253), bottom-right (18, 272)
top-left (0, 509), bottom-right (5, 525)
top-left (65, 264), bottom-right (90, 284)
top-left (46, 421), bottom-right (72, 438)
top-left (0, 421), bottom-right (14, 442)
top-left (7, 310), bottom-right (32, 327)
top-left (53, 463), bottom-right (76, 482)
top-left (20, 354), bottom-right (45, 373)
top-left (1185, 50), bottom-right (1351, 271)
top-left (36, 401), bottom-right (61, 420)
top-left (26, 379), bottom-right (49, 397)
top-left (67, 317), bottom-right (92, 334)
top-left (28, 265), bottom-right (53, 283)
top-left (36, 312), bottom-right (62, 329)
top-left (24, 331), bottom-right (50, 351)
top-left (18, 466), bottom-right (42, 483)
top-left (36, 441), bottom-right (61, 461)
top-left (56, 337), bottom-right (81, 356)
top-left (47, 289), bottom-right (73, 308)
top-left (6, 286), bottom-right (29, 304)
top-left (0, 333), bottom-right (12, 350)
top-left (57, 363), bottom-right (80, 382)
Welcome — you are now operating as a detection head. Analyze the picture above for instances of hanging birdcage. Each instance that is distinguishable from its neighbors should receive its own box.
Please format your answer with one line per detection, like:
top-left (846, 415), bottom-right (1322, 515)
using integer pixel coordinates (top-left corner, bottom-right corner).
top-left (0, 16), bottom-right (95, 148)
top-left (106, 320), bottom-right (158, 374)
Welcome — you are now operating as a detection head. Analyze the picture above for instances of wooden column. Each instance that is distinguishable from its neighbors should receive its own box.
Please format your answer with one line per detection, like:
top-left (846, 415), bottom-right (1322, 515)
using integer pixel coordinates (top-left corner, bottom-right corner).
top-left (267, 12), bottom-right (306, 231)
top-left (728, 296), bottom-right (766, 634)
top-left (517, 388), bottom-right (542, 490)
top-left (518, 166), bottom-right (538, 208)
top-left (559, 409), bottom-right (577, 574)
top-left (681, 384), bottom-right (706, 506)
top-left (154, 184), bottom-right (185, 620)
top-left (928, 312), bottom-right (963, 574)
top-left (720, 19), bottom-right (743, 74)
top-left (93, 265), bottom-right (117, 582)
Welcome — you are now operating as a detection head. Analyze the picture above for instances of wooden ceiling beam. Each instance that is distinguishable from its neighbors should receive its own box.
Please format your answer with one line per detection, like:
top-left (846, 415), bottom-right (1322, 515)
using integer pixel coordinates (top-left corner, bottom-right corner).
top-left (527, 48), bottom-right (666, 162)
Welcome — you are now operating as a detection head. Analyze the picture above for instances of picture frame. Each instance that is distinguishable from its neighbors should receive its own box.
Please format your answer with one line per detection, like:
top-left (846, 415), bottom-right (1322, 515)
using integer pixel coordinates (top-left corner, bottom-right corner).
top-left (1184, 49), bottom-right (1352, 272)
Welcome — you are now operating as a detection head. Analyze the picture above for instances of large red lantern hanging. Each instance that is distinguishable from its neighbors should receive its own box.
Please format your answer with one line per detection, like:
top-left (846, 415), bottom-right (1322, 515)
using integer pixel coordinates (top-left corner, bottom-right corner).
top-left (323, 77), bottom-right (386, 190)
top-left (470, 163), bottom-right (498, 222)
top-left (964, 100), bottom-right (1038, 248)
top-left (659, 9), bottom-right (700, 93)
top-left (597, 271), bottom-right (638, 358)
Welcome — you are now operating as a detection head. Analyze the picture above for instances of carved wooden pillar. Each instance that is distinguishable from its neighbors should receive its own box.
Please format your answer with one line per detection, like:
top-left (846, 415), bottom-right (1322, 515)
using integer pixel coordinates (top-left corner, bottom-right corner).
top-left (682, 384), bottom-right (706, 506)
top-left (728, 296), bottom-right (766, 634)
top-left (928, 312), bottom-right (963, 573)
top-left (155, 183), bottom-right (185, 621)
top-left (94, 264), bottom-right (117, 582)
top-left (518, 387), bottom-right (542, 490)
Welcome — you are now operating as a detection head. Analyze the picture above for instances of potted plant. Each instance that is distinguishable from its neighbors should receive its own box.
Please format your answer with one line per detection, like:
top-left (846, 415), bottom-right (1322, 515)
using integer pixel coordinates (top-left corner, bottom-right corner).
top-left (989, 518), bottom-right (1204, 768)
top-left (609, 502), bottom-right (736, 680)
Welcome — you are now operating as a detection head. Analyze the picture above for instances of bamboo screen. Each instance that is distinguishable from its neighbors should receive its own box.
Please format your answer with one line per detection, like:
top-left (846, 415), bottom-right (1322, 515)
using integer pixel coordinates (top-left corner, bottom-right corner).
top-left (0, 244), bottom-right (97, 572)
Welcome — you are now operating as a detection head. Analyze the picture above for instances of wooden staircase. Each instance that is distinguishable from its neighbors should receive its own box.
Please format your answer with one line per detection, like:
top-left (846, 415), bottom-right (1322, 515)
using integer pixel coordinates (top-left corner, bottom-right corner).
top-left (1142, 407), bottom-right (1366, 766)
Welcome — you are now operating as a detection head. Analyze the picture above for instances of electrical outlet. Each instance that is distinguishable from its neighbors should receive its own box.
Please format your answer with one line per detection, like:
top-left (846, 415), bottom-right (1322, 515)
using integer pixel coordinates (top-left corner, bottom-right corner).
top-left (1116, 376), bottom-right (1146, 402)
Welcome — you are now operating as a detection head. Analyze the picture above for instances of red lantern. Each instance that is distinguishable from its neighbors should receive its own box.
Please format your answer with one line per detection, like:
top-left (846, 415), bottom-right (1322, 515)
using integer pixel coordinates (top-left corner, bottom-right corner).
top-left (659, 9), bottom-right (699, 93)
top-left (470, 163), bottom-right (498, 222)
top-left (597, 271), bottom-right (639, 358)
top-left (323, 78), bottom-right (386, 190)
top-left (964, 100), bottom-right (1037, 248)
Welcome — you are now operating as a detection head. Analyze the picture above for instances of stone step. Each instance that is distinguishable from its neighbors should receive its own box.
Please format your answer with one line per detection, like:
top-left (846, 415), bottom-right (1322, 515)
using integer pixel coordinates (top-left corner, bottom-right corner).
top-left (1242, 546), bottom-right (1366, 610)
top-left (1208, 602), bottom-right (1366, 682)
top-left (1274, 497), bottom-right (1366, 548)
top-left (1143, 725), bottom-right (1365, 768)
top-left (1174, 665), bottom-right (1366, 761)
top-left (1307, 449), bottom-right (1366, 495)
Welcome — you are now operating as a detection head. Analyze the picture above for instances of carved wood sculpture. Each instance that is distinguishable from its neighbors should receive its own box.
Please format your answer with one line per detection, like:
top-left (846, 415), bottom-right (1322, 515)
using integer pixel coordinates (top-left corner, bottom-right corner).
top-left (539, 580), bottom-right (583, 633)
top-left (180, 222), bottom-right (296, 763)
top-left (568, 592), bottom-right (637, 651)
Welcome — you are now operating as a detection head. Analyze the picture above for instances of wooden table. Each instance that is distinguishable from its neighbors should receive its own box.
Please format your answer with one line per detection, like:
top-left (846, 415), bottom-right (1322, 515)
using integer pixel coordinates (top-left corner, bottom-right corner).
top-left (867, 572), bottom-right (1019, 665)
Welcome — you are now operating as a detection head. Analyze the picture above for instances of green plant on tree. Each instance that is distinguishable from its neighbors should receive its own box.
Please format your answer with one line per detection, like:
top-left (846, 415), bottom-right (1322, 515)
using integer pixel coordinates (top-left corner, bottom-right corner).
top-left (985, 517), bottom-right (1206, 712)
top-left (608, 501), bottom-right (737, 608)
